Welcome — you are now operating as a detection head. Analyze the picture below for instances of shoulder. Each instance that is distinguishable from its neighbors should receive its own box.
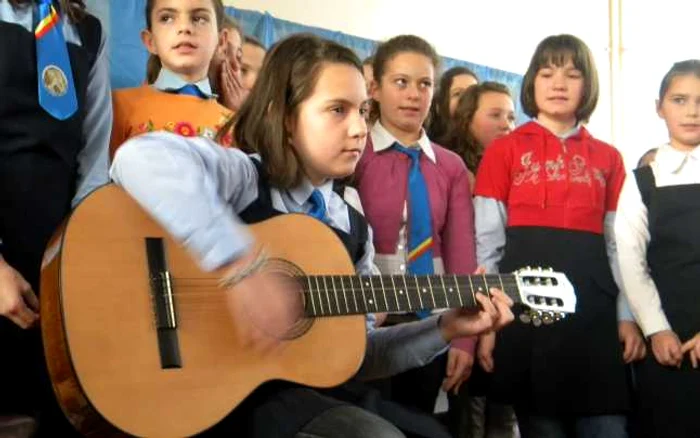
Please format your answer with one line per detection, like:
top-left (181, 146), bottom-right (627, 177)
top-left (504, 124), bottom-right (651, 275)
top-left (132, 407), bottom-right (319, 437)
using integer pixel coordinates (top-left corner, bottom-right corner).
top-left (432, 142), bottom-right (468, 176)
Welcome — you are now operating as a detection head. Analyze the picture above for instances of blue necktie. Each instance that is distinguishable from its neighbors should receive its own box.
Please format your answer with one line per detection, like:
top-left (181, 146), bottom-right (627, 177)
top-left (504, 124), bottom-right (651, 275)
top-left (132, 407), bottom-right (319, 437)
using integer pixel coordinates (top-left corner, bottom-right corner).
top-left (307, 189), bottom-right (328, 223)
top-left (393, 144), bottom-right (434, 319)
top-left (176, 84), bottom-right (207, 99)
top-left (35, 0), bottom-right (77, 120)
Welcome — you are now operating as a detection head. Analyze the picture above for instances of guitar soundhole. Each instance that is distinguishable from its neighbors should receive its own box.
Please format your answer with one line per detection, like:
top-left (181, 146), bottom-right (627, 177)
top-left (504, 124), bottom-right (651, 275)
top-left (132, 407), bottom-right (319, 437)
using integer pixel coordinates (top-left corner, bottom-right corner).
top-left (256, 258), bottom-right (314, 341)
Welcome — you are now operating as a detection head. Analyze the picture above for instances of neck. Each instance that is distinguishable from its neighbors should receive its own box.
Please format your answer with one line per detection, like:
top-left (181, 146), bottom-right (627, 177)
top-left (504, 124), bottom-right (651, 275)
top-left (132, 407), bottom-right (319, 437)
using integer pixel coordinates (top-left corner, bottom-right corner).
top-left (380, 119), bottom-right (422, 146)
top-left (536, 114), bottom-right (577, 137)
top-left (171, 69), bottom-right (209, 84)
top-left (669, 139), bottom-right (700, 153)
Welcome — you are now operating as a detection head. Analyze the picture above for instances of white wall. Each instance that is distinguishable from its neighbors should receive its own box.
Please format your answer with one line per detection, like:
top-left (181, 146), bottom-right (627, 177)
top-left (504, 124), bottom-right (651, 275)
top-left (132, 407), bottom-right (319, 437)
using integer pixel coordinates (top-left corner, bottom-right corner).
top-left (619, 1), bottom-right (700, 167)
top-left (226, 0), bottom-right (614, 145)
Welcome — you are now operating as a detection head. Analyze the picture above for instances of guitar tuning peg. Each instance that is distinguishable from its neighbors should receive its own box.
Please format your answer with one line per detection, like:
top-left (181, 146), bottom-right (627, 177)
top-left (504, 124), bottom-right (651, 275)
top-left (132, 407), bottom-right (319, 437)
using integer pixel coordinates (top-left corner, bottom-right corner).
top-left (542, 312), bottom-right (554, 325)
top-left (519, 312), bottom-right (532, 324)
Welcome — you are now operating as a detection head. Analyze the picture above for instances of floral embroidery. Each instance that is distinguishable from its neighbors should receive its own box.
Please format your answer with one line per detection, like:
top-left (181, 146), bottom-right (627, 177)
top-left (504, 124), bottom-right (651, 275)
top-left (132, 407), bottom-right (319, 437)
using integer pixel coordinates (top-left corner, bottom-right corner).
top-left (569, 155), bottom-right (591, 186)
top-left (174, 122), bottom-right (195, 137)
top-left (132, 119), bottom-right (228, 144)
top-left (514, 152), bottom-right (541, 185)
top-left (545, 154), bottom-right (566, 182)
top-left (515, 151), bottom-right (605, 188)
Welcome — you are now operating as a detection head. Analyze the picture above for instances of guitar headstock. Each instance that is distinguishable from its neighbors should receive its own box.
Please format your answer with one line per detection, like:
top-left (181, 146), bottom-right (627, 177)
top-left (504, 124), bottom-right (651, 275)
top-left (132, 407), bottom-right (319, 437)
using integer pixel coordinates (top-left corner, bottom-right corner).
top-left (513, 267), bottom-right (576, 326)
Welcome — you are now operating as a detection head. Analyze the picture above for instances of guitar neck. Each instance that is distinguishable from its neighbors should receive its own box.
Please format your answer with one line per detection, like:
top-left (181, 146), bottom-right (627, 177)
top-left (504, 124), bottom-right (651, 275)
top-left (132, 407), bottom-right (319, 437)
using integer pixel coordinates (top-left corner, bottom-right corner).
top-left (302, 273), bottom-right (520, 317)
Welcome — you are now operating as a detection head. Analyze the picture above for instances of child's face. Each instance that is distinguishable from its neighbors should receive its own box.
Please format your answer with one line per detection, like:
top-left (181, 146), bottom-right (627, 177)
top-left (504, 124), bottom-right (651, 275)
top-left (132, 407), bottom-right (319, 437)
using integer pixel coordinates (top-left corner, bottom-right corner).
top-left (469, 91), bottom-right (515, 148)
top-left (241, 42), bottom-right (266, 91)
top-left (213, 28), bottom-right (243, 72)
top-left (657, 74), bottom-right (700, 151)
top-left (288, 63), bottom-right (369, 186)
top-left (142, 0), bottom-right (220, 82)
top-left (372, 52), bottom-right (435, 139)
top-left (533, 58), bottom-right (584, 124)
top-left (448, 74), bottom-right (478, 116)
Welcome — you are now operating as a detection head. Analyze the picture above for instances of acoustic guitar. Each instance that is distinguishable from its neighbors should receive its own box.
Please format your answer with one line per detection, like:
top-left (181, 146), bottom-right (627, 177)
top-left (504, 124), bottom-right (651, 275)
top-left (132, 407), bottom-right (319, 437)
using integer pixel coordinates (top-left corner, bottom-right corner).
top-left (40, 185), bottom-right (576, 437)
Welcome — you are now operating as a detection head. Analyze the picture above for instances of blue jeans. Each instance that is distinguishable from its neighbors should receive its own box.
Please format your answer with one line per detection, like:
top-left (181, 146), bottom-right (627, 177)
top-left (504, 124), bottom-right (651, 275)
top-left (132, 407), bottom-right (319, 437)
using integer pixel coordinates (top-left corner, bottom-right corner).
top-left (296, 405), bottom-right (405, 438)
top-left (517, 414), bottom-right (627, 438)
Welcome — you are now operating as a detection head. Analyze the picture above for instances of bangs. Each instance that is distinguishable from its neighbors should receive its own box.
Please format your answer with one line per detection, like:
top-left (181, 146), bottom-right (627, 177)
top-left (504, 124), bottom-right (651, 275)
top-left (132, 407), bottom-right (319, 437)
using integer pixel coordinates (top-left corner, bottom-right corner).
top-left (535, 47), bottom-right (585, 72)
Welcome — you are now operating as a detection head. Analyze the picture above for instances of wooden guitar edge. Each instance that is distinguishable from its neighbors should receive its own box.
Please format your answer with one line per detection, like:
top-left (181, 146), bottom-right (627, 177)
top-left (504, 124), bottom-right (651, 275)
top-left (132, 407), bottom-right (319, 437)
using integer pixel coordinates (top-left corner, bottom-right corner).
top-left (40, 224), bottom-right (126, 437)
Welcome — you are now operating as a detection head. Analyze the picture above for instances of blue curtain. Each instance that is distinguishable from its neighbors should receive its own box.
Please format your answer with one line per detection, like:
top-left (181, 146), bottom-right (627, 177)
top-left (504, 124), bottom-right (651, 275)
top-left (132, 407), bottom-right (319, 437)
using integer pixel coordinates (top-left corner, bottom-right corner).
top-left (101, 0), bottom-right (523, 118)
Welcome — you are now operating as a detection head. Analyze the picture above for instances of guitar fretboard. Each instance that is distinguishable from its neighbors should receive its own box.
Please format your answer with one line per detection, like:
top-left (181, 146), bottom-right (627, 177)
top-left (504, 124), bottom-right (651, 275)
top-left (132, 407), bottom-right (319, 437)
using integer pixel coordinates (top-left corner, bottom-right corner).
top-left (302, 274), bottom-right (520, 317)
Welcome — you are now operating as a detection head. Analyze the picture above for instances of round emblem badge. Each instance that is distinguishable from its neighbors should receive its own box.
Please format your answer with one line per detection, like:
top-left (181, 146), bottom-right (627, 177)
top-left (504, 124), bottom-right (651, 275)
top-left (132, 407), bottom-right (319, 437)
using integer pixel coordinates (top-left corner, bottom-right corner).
top-left (42, 65), bottom-right (69, 97)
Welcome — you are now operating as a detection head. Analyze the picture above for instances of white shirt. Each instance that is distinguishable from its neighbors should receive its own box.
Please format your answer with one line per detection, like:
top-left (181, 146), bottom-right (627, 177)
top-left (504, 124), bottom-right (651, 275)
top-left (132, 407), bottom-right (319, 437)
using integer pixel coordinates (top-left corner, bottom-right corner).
top-left (615, 143), bottom-right (700, 336)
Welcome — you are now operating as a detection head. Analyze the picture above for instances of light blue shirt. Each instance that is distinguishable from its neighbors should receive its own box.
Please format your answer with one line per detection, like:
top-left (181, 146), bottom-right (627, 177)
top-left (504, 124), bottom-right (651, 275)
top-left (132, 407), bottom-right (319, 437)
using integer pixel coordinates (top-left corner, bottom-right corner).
top-left (152, 67), bottom-right (216, 99)
top-left (0, 0), bottom-right (111, 207)
top-left (110, 132), bottom-right (449, 380)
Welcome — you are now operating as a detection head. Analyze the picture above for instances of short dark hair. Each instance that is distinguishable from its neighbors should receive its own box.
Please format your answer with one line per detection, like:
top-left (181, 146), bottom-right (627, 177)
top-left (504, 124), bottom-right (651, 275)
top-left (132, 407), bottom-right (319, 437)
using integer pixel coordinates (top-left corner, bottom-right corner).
top-left (520, 34), bottom-right (599, 123)
top-left (244, 35), bottom-right (266, 51)
top-left (229, 33), bottom-right (362, 189)
top-left (658, 59), bottom-right (700, 102)
top-left (427, 66), bottom-right (478, 140)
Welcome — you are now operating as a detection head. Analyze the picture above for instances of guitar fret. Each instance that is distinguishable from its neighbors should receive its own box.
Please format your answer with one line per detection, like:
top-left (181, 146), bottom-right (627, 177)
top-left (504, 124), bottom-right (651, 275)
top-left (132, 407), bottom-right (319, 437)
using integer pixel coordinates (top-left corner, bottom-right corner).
top-left (338, 276), bottom-right (349, 315)
top-left (390, 276), bottom-right (400, 310)
top-left (453, 275), bottom-right (464, 307)
top-left (330, 276), bottom-right (341, 315)
top-left (401, 276), bottom-right (412, 310)
top-left (367, 277), bottom-right (379, 312)
top-left (414, 275), bottom-right (425, 309)
top-left (359, 276), bottom-right (369, 312)
top-left (439, 275), bottom-right (450, 308)
top-left (306, 277), bottom-right (317, 316)
top-left (467, 275), bottom-right (476, 307)
top-left (426, 276), bottom-right (437, 308)
top-left (483, 274), bottom-right (492, 299)
top-left (378, 275), bottom-right (390, 312)
top-left (349, 276), bottom-right (359, 313)
top-left (322, 276), bottom-right (335, 316)
top-left (314, 276), bottom-right (325, 316)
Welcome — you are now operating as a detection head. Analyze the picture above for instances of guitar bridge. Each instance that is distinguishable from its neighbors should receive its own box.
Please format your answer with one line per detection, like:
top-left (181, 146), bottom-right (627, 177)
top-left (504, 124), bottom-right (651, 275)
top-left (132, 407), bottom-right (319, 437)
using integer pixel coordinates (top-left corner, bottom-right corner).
top-left (146, 238), bottom-right (182, 369)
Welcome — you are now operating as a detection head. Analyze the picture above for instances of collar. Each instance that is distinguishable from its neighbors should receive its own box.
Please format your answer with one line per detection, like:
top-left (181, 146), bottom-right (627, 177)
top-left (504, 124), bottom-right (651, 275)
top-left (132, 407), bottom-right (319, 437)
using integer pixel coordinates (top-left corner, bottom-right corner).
top-left (655, 143), bottom-right (700, 175)
top-left (520, 120), bottom-right (590, 141)
top-left (370, 122), bottom-right (436, 163)
top-left (152, 68), bottom-right (216, 98)
top-left (287, 178), bottom-right (335, 207)
top-left (533, 119), bottom-right (582, 139)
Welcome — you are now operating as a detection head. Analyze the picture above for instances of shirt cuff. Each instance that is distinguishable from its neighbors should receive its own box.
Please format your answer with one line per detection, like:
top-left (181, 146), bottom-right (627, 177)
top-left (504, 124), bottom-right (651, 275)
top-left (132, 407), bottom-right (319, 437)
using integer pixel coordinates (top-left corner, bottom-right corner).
top-left (639, 313), bottom-right (672, 338)
top-left (183, 215), bottom-right (254, 271)
top-left (450, 336), bottom-right (477, 354)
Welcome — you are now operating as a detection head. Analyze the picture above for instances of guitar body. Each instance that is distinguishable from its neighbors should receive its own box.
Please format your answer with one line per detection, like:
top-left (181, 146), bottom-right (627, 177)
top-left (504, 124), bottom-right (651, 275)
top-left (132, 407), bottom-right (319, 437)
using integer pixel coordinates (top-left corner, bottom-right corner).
top-left (41, 185), bottom-right (366, 437)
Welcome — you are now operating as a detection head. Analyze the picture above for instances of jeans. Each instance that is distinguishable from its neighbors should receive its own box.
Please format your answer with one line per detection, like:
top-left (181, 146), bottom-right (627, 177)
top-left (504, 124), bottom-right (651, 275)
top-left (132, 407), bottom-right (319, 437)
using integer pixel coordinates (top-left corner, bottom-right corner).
top-left (517, 414), bottom-right (627, 438)
top-left (296, 405), bottom-right (405, 438)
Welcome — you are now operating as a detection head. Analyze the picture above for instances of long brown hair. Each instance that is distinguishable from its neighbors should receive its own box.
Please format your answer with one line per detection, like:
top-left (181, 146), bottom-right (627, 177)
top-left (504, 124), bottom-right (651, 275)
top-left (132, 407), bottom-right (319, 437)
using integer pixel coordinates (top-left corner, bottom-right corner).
top-left (427, 66), bottom-right (478, 140)
top-left (440, 81), bottom-right (512, 173)
top-left (9, 0), bottom-right (86, 22)
top-left (226, 33), bottom-right (362, 189)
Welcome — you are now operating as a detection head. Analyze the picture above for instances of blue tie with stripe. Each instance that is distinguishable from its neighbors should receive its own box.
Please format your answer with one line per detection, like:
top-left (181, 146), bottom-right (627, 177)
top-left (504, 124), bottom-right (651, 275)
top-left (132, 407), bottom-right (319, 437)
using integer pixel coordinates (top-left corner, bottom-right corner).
top-left (393, 143), bottom-right (434, 319)
top-left (307, 189), bottom-right (328, 223)
top-left (35, 0), bottom-right (78, 120)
